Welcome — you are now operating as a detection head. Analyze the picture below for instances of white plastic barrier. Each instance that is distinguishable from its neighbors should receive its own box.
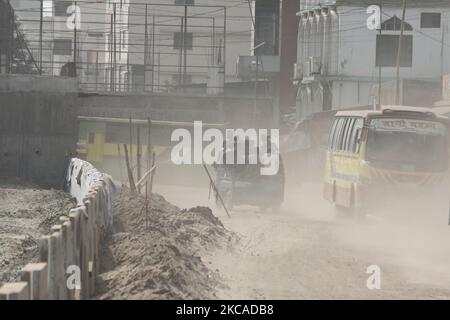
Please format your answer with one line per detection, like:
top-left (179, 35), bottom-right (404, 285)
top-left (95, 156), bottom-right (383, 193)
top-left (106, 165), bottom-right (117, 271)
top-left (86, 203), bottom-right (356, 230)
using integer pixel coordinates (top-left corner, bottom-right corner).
top-left (66, 158), bottom-right (116, 228)
top-left (0, 158), bottom-right (116, 300)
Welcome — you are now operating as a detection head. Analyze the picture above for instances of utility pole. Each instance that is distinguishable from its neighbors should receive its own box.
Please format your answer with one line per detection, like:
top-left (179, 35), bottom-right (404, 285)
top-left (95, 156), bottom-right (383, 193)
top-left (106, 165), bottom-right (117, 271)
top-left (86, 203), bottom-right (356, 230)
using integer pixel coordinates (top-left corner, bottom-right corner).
top-left (39, 0), bottom-right (43, 74)
top-left (73, 1), bottom-right (77, 78)
top-left (395, 0), bottom-right (407, 105)
top-left (6, 2), bottom-right (14, 74)
top-left (254, 55), bottom-right (259, 125)
top-left (95, 51), bottom-right (99, 91)
top-left (247, 0), bottom-right (258, 126)
top-left (157, 52), bottom-right (161, 91)
top-left (223, 6), bottom-right (227, 88)
top-left (441, 19), bottom-right (446, 78)
top-left (377, 0), bottom-right (382, 110)
top-left (211, 17), bottom-right (215, 65)
top-left (152, 15), bottom-right (155, 92)
top-left (109, 13), bottom-right (113, 91)
top-left (144, 5), bottom-right (148, 91)
top-left (178, 17), bottom-right (184, 93)
top-left (183, 4), bottom-right (188, 94)
top-left (113, 3), bottom-right (117, 92)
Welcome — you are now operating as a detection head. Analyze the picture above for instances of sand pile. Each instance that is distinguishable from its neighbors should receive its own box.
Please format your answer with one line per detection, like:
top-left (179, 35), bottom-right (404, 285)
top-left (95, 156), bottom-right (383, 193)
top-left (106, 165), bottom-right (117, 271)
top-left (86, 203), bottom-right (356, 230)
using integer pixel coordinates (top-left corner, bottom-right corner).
top-left (96, 188), bottom-right (235, 300)
top-left (0, 179), bottom-right (76, 285)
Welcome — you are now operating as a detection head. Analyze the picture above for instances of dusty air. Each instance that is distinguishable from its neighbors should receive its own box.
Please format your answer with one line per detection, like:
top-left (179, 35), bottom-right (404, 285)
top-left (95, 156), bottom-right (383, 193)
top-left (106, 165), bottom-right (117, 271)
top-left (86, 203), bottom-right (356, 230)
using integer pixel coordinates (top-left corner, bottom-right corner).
top-left (2, 0), bottom-right (450, 310)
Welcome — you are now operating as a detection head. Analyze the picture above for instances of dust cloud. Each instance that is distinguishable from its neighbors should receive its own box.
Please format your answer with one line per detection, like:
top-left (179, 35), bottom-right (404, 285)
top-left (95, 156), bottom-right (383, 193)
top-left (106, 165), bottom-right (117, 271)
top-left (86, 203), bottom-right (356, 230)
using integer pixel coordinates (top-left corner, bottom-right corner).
top-left (335, 189), bottom-right (450, 293)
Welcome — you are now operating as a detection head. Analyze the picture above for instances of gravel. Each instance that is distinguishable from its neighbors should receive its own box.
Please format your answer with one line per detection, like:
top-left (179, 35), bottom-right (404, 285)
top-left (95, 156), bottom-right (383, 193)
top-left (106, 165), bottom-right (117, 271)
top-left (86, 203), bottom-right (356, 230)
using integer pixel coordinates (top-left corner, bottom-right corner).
top-left (0, 178), bottom-right (76, 286)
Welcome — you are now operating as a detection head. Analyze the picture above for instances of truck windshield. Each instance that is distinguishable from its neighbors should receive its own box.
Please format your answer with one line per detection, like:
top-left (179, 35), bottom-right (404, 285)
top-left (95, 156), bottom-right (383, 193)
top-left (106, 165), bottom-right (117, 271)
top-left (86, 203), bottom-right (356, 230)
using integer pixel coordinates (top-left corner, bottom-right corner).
top-left (366, 118), bottom-right (448, 172)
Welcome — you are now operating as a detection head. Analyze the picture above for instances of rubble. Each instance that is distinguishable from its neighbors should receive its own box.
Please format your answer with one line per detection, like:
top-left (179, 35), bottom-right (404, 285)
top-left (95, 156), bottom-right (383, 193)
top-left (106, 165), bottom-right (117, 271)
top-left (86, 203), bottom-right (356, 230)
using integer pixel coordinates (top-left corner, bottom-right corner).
top-left (95, 188), bottom-right (236, 300)
top-left (0, 179), bottom-right (76, 286)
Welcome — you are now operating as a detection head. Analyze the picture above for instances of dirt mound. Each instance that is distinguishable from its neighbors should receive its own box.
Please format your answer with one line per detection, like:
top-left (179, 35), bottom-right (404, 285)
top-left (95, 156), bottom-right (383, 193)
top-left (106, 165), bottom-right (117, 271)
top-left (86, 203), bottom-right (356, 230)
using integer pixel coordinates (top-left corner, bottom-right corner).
top-left (95, 188), bottom-right (235, 300)
top-left (0, 179), bottom-right (76, 286)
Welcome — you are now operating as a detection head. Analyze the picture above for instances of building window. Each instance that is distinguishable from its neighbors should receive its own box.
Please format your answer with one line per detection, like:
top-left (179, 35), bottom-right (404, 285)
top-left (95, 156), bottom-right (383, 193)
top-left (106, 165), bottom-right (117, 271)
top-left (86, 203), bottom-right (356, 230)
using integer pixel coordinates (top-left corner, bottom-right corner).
top-left (53, 39), bottom-right (72, 55)
top-left (54, 1), bottom-right (72, 17)
top-left (421, 13), bottom-right (441, 28)
top-left (376, 34), bottom-right (413, 67)
top-left (173, 32), bottom-right (193, 50)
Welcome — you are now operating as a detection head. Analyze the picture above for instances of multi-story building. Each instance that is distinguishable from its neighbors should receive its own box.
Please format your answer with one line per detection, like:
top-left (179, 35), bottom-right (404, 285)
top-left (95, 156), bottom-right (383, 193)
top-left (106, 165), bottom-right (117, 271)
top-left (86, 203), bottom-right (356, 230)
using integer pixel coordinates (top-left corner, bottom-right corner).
top-left (10, 0), bottom-right (290, 97)
top-left (294, 0), bottom-right (450, 121)
top-left (10, 0), bottom-right (129, 91)
top-left (103, 0), bottom-right (129, 92)
top-left (126, 0), bottom-right (254, 93)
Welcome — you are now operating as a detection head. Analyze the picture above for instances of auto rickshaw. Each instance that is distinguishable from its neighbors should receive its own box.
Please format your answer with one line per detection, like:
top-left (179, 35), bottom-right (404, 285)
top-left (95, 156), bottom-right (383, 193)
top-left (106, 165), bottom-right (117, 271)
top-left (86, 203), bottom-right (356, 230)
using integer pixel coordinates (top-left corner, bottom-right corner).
top-left (212, 138), bottom-right (285, 213)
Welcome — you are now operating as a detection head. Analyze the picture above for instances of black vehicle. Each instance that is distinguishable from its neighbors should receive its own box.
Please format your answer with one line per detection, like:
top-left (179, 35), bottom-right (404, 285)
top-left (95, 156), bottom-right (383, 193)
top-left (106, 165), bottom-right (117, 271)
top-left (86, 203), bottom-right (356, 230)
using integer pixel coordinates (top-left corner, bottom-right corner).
top-left (212, 139), bottom-right (285, 213)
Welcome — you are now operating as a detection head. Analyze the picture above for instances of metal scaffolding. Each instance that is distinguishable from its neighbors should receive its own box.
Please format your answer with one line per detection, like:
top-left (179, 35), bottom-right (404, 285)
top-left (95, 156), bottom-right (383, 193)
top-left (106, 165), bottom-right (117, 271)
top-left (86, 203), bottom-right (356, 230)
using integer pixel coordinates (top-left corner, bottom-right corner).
top-left (2, 0), bottom-right (227, 93)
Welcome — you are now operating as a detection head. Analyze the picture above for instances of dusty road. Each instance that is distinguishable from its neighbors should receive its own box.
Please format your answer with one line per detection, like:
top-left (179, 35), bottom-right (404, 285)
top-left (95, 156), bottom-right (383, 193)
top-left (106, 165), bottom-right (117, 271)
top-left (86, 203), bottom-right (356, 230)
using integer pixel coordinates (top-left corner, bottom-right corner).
top-left (155, 182), bottom-right (450, 300)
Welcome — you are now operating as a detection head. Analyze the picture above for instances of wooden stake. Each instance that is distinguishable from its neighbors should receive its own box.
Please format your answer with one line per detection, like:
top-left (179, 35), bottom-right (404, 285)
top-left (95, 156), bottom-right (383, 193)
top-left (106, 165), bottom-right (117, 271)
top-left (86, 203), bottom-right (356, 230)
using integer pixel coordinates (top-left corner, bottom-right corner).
top-left (136, 127), bottom-right (141, 194)
top-left (117, 144), bottom-right (124, 183)
top-left (123, 144), bottom-right (136, 194)
top-left (149, 152), bottom-right (156, 198)
top-left (129, 116), bottom-right (133, 173)
top-left (147, 117), bottom-right (152, 171)
top-left (203, 164), bottom-right (231, 218)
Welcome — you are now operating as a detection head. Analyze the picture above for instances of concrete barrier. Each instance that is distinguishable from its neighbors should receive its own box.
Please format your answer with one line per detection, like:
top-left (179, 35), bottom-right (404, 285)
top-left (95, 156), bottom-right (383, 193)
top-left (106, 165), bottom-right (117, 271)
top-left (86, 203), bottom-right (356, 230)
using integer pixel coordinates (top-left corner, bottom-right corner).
top-left (0, 158), bottom-right (115, 300)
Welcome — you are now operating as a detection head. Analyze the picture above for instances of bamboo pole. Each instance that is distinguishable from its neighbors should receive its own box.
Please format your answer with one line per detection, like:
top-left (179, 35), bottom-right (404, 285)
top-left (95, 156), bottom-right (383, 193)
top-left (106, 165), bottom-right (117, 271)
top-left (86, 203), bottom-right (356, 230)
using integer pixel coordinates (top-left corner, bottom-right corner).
top-left (123, 144), bottom-right (136, 193)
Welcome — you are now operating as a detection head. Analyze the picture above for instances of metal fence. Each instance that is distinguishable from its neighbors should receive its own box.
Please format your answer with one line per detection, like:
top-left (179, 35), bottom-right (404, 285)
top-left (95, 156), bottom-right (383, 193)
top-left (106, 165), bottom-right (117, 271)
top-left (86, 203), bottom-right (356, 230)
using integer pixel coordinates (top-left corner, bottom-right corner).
top-left (3, 0), bottom-right (227, 93)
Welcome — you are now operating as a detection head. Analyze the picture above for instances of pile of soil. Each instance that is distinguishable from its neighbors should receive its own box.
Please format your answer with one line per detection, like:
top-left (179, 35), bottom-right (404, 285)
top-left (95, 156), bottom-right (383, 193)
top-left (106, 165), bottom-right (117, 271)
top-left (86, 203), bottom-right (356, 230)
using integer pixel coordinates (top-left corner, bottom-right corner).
top-left (96, 188), bottom-right (235, 300)
top-left (0, 179), bottom-right (76, 286)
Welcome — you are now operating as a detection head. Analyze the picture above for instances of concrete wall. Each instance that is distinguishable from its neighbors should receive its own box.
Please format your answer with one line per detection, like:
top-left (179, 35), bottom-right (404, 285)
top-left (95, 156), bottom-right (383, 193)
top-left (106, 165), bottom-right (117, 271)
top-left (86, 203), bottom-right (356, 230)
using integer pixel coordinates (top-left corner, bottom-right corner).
top-left (77, 92), bottom-right (276, 130)
top-left (0, 74), bottom-right (78, 188)
top-left (331, 80), bottom-right (374, 110)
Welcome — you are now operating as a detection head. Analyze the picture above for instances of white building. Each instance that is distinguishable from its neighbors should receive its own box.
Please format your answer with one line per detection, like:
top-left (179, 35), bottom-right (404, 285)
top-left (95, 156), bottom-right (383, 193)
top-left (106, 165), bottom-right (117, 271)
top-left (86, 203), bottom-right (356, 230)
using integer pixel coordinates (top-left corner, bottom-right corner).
top-left (11, 0), bottom-right (277, 94)
top-left (103, 0), bottom-right (129, 92)
top-left (11, 0), bottom-right (129, 91)
top-left (294, 0), bottom-right (450, 120)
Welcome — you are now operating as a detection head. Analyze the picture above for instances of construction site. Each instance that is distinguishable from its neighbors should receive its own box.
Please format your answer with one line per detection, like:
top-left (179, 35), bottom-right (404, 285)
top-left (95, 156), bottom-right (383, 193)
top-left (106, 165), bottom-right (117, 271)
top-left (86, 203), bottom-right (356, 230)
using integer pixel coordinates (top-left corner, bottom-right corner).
top-left (2, 0), bottom-right (450, 304)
